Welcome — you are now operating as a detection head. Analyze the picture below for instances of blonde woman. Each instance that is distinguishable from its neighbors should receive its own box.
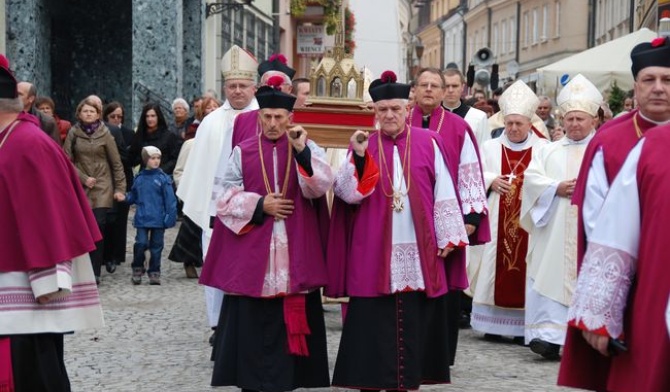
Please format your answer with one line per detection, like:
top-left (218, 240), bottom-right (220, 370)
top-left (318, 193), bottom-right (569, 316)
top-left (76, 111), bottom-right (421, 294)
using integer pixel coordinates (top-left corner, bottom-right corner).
top-left (64, 97), bottom-right (126, 284)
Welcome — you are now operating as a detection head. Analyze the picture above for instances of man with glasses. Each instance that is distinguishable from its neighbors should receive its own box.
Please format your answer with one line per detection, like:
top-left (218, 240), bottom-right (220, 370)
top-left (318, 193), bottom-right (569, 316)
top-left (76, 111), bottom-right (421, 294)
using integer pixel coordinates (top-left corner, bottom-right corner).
top-left (177, 45), bottom-right (259, 345)
top-left (408, 67), bottom-right (490, 367)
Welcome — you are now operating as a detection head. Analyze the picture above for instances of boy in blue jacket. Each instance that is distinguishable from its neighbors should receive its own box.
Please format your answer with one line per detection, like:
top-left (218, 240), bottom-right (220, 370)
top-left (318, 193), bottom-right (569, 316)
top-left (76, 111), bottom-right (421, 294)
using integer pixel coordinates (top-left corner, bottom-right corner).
top-left (124, 146), bottom-right (177, 285)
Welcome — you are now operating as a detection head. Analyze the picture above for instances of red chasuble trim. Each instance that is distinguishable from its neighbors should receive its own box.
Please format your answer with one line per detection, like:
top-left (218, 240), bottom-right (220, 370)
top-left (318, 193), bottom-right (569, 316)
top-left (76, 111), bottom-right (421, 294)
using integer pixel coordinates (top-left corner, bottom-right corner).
top-left (493, 146), bottom-right (532, 308)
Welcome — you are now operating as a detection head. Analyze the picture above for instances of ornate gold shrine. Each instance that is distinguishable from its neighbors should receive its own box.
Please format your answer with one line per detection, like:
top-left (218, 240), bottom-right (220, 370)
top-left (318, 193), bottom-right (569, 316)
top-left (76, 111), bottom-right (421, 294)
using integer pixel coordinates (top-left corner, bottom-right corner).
top-left (292, 4), bottom-right (375, 148)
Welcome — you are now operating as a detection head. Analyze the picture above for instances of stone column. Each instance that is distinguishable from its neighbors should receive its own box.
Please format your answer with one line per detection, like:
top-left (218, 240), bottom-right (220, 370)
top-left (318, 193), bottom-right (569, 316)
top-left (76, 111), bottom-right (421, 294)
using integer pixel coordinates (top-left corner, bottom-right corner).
top-left (6, 0), bottom-right (51, 94)
top-left (182, 0), bottom-right (204, 105)
top-left (132, 0), bottom-right (184, 124)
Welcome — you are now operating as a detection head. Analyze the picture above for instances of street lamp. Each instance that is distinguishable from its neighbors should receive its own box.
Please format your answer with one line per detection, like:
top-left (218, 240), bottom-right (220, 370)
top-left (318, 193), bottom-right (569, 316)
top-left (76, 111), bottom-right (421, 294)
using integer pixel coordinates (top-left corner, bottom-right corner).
top-left (414, 41), bottom-right (424, 66)
top-left (205, 0), bottom-right (253, 18)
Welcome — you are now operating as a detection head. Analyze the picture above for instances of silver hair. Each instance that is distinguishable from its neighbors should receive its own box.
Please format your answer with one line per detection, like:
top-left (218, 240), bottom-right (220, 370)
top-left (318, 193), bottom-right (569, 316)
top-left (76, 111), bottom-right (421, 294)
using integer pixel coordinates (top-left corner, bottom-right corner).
top-left (172, 98), bottom-right (189, 111)
top-left (0, 97), bottom-right (24, 113)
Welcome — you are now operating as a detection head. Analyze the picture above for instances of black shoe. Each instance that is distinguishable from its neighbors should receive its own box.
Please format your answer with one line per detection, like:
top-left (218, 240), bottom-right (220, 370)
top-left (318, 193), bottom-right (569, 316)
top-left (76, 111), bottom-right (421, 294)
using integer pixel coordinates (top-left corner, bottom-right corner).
top-left (458, 312), bottom-right (471, 329)
top-left (483, 333), bottom-right (504, 342)
top-left (95, 276), bottom-right (101, 285)
top-left (105, 260), bottom-right (116, 274)
top-left (184, 264), bottom-right (199, 279)
top-left (209, 329), bottom-right (217, 346)
top-left (529, 338), bottom-right (561, 360)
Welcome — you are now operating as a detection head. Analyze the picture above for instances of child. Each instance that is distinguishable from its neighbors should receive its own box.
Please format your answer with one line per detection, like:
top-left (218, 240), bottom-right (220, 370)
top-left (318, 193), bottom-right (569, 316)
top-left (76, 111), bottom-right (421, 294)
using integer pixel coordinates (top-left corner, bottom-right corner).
top-left (124, 146), bottom-right (177, 285)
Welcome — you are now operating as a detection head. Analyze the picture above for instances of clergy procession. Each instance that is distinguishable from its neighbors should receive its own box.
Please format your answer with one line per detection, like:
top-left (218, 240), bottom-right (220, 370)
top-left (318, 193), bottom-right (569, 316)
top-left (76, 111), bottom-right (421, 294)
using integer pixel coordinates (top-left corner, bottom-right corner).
top-left (1, 27), bottom-right (670, 392)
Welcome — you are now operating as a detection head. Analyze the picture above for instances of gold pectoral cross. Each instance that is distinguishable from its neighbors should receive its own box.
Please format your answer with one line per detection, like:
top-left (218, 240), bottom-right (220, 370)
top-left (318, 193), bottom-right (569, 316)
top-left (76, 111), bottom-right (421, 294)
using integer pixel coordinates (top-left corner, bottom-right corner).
top-left (392, 192), bottom-right (404, 212)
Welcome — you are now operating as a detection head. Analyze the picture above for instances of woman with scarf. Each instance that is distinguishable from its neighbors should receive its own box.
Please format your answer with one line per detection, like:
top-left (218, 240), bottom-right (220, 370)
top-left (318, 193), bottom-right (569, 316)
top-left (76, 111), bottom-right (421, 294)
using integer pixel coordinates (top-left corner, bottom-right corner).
top-left (64, 97), bottom-right (126, 285)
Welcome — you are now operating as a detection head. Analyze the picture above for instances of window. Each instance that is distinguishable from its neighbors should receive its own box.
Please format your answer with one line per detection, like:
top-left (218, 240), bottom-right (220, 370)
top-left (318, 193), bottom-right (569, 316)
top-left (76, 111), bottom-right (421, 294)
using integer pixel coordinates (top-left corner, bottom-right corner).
top-left (523, 11), bottom-right (529, 47)
top-left (532, 8), bottom-right (539, 44)
top-left (555, 1), bottom-right (561, 37)
top-left (222, 11), bottom-right (232, 53)
top-left (246, 12), bottom-right (256, 55)
top-left (257, 22), bottom-right (267, 61)
top-left (233, 9), bottom-right (244, 47)
top-left (542, 4), bottom-right (548, 41)
top-left (510, 16), bottom-right (516, 53)
top-left (501, 20), bottom-right (507, 54)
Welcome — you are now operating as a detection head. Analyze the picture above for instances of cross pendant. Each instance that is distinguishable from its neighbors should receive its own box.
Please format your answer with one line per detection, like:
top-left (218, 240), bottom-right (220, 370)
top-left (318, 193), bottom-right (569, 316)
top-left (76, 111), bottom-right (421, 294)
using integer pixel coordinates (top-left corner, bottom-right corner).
top-left (507, 173), bottom-right (516, 184)
top-left (392, 193), bottom-right (404, 213)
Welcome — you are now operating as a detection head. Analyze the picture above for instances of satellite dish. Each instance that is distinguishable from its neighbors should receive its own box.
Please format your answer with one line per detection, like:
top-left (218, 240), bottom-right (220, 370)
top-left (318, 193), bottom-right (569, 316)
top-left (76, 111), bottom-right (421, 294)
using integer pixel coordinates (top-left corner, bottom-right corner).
top-left (560, 74), bottom-right (570, 86)
top-left (506, 60), bottom-right (519, 77)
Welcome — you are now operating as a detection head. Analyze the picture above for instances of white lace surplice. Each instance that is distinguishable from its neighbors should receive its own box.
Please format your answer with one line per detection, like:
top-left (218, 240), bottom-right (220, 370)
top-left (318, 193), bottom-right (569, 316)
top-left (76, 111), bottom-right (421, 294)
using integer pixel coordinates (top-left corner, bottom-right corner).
top-left (217, 140), bottom-right (333, 297)
top-left (568, 141), bottom-right (642, 338)
top-left (334, 141), bottom-right (468, 293)
top-left (457, 132), bottom-right (488, 215)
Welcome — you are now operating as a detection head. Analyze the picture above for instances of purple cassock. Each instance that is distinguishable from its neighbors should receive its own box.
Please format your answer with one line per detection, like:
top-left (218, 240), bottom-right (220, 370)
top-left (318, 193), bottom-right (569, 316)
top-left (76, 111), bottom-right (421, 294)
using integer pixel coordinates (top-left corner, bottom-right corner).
top-left (326, 126), bottom-right (467, 299)
top-left (231, 109), bottom-right (260, 148)
top-left (408, 105), bottom-right (490, 289)
top-left (561, 108), bottom-right (661, 390)
top-left (200, 134), bottom-right (329, 297)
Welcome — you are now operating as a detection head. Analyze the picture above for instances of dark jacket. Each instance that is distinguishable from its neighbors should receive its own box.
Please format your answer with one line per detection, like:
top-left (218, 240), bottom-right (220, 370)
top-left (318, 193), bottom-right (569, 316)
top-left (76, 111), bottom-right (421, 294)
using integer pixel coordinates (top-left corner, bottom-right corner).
top-left (129, 127), bottom-right (180, 175)
top-left (106, 122), bottom-right (135, 189)
top-left (126, 168), bottom-right (177, 229)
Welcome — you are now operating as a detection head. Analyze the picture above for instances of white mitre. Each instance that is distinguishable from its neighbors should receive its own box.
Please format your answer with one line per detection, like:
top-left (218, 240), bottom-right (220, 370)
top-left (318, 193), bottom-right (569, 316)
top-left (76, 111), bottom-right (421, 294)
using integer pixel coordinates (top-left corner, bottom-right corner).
top-left (221, 45), bottom-right (258, 81)
top-left (499, 80), bottom-right (540, 119)
top-left (557, 74), bottom-right (603, 116)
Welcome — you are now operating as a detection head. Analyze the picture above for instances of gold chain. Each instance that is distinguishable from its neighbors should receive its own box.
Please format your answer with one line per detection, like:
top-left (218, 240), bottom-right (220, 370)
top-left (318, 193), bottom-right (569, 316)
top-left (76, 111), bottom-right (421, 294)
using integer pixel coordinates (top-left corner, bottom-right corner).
top-left (258, 133), bottom-right (293, 198)
top-left (377, 125), bottom-right (411, 211)
top-left (633, 113), bottom-right (644, 139)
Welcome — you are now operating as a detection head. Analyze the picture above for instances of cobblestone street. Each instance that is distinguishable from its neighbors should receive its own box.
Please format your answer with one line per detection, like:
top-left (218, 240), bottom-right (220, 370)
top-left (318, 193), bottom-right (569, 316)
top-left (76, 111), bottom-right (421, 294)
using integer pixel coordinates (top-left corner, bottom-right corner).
top-left (64, 218), bottom-right (574, 391)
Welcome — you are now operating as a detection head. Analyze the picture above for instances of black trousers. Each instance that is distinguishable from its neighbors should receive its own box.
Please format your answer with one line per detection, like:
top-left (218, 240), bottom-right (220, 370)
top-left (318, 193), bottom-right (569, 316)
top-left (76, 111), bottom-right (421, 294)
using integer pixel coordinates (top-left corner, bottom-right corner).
top-left (9, 333), bottom-right (71, 392)
top-left (103, 201), bottom-right (130, 263)
top-left (90, 207), bottom-right (109, 277)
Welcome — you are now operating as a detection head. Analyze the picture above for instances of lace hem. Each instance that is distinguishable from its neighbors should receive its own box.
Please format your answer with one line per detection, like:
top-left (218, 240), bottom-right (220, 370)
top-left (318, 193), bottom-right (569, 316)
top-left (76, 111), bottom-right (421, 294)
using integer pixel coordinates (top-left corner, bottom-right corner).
top-left (458, 161), bottom-right (488, 214)
top-left (217, 186), bottom-right (262, 234)
top-left (567, 242), bottom-right (636, 338)
top-left (390, 243), bottom-right (425, 292)
top-left (334, 159), bottom-right (367, 204)
top-left (297, 154), bottom-right (334, 199)
top-left (434, 198), bottom-right (469, 249)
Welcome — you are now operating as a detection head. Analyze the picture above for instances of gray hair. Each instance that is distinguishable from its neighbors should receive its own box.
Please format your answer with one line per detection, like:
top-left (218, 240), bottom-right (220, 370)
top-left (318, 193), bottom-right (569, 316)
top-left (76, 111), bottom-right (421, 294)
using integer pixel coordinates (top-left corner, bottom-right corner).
top-left (0, 97), bottom-right (26, 113)
top-left (172, 98), bottom-right (189, 111)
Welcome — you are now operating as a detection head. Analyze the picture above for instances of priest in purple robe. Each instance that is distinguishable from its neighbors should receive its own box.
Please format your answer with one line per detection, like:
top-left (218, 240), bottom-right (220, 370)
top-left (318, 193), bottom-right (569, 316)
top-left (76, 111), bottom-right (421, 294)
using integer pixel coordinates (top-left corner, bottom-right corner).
top-left (562, 123), bottom-right (670, 391)
top-left (409, 66), bottom-right (490, 365)
top-left (328, 70), bottom-right (470, 391)
top-left (0, 56), bottom-right (104, 392)
top-left (199, 75), bottom-right (333, 392)
top-left (560, 35), bottom-right (670, 392)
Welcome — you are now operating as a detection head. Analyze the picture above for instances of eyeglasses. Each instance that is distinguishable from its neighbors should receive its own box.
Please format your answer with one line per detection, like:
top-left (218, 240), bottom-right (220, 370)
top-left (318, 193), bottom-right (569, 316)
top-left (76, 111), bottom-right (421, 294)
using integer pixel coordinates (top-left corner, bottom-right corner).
top-left (417, 82), bottom-right (443, 90)
top-left (108, 114), bottom-right (123, 119)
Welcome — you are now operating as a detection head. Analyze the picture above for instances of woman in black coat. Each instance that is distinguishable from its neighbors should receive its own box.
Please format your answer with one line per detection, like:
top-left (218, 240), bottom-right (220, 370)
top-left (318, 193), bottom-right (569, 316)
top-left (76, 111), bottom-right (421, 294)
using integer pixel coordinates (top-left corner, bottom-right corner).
top-left (129, 103), bottom-right (181, 175)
